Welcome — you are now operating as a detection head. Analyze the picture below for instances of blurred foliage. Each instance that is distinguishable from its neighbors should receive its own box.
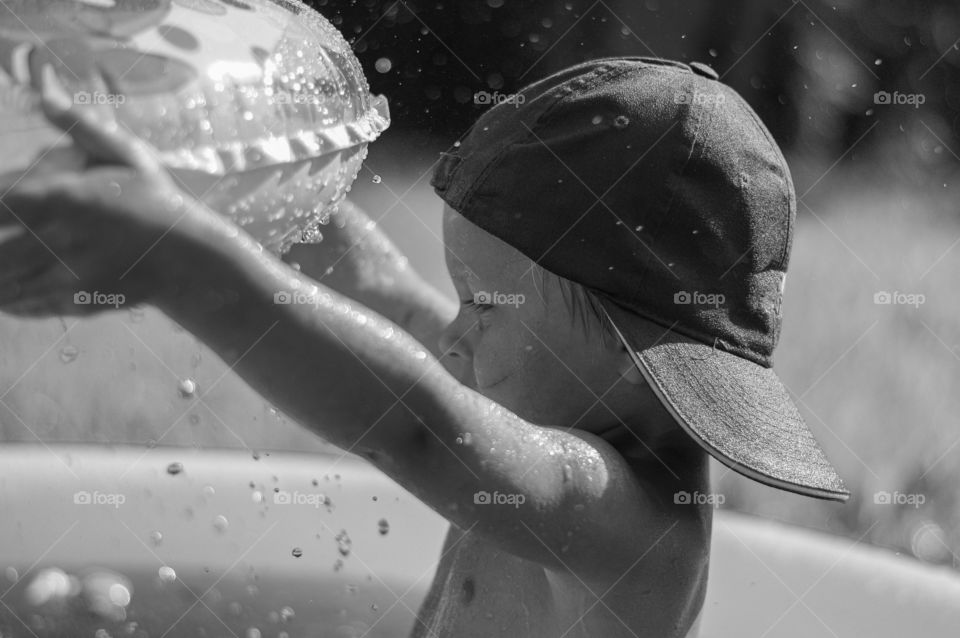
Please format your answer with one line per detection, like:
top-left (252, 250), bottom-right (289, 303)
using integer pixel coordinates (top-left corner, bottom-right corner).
top-left (313, 0), bottom-right (960, 190)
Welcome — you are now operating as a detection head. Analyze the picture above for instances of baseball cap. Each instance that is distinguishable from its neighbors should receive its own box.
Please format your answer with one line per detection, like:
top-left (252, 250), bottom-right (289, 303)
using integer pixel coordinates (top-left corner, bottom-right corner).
top-left (430, 57), bottom-right (849, 501)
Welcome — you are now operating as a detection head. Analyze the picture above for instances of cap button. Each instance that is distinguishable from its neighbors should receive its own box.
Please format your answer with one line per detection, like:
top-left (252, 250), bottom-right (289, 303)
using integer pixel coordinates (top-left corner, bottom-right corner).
top-left (689, 61), bottom-right (719, 80)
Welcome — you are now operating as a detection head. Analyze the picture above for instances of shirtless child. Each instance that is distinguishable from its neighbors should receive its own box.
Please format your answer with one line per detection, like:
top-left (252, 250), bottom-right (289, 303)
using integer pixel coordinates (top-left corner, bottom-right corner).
top-left (0, 58), bottom-right (849, 637)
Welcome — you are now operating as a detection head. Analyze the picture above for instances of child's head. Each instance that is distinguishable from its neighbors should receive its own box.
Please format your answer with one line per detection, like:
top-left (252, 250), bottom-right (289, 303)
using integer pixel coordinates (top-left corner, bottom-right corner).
top-left (439, 203), bottom-right (678, 445)
top-left (432, 57), bottom-right (850, 501)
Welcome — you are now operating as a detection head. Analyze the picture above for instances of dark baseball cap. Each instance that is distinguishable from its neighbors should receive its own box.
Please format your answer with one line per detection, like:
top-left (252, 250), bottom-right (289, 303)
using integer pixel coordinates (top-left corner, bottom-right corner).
top-left (430, 57), bottom-right (849, 501)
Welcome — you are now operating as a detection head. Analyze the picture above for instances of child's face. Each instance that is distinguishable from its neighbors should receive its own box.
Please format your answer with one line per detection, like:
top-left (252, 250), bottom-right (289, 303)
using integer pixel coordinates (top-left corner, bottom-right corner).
top-left (440, 205), bottom-right (638, 428)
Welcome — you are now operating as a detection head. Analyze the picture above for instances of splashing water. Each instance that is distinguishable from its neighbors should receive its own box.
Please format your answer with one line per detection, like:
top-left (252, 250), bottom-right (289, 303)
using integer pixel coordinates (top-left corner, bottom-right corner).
top-left (59, 346), bottom-right (79, 364)
top-left (158, 566), bottom-right (177, 584)
top-left (213, 515), bottom-right (230, 533)
top-left (177, 378), bottom-right (197, 398)
top-left (335, 530), bottom-right (352, 556)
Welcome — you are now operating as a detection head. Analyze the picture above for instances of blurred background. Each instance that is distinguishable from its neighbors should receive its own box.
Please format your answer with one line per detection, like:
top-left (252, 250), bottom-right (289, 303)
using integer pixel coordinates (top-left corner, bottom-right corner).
top-left (2, 0), bottom-right (959, 575)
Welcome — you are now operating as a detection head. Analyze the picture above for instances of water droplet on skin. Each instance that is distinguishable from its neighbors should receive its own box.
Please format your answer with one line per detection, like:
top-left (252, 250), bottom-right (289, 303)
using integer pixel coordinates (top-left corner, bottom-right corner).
top-left (167, 462), bottom-right (183, 475)
top-left (128, 307), bottom-right (145, 323)
top-left (613, 115), bottom-right (629, 129)
top-left (177, 378), bottom-right (197, 398)
top-left (291, 548), bottom-right (303, 558)
top-left (562, 464), bottom-right (573, 482)
top-left (252, 490), bottom-right (263, 503)
top-left (280, 606), bottom-right (295, 622)
top-left (591, 114), bottom-right (603, 125)
top-left (203, 485), bottom-right (216, 498)
top-left (213, 515), bottom-right (229, 533)
top-left (377, 519), bottom-right (389, 535)
top-left (59, 346), bottom-right (79, 363)
top-left (372, 174), bottom-right (381, 183)
top-left (6, 566), bottom-right (19, 583)
top-left (158, 566), bottom-right (176, 583)
top-left (371, 603), bottom-right (379, 611)
top-left (252, 450), bottom-right (261, 461)
top-left (149, 531), bottom-right (163, 546)
top-left (228, 602), bottom-right (243, 616)
top-left (333, 559), bottom-right (344, 572)
top-left (461, 432), bottom-right (473, 445)
top-left (246, 628), bottom-right (261, 638)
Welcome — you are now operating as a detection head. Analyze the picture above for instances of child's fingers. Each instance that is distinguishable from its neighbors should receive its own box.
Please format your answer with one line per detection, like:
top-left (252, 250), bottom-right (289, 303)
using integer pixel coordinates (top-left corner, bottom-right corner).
top-left (39, 65), bottom-right (159, 174)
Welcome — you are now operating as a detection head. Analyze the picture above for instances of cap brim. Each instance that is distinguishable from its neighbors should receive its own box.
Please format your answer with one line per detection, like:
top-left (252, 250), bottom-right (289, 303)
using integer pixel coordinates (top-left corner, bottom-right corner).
top-left (598, 300), bottom-right (850, 502)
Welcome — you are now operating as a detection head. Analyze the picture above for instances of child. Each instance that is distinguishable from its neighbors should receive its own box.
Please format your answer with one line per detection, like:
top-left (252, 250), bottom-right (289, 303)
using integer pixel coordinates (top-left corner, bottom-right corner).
top-left (0, 58), bottom-right (848, 637)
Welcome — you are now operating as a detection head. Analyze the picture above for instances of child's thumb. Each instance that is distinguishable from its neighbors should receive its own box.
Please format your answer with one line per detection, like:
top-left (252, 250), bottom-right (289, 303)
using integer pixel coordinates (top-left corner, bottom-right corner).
top-left (39, 65), bottom-right (156, 173)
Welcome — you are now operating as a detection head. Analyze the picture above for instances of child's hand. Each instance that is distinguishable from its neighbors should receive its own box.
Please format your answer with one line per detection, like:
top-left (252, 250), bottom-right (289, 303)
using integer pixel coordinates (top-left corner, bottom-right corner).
top-left (0, 66), bottom-right (218, 317)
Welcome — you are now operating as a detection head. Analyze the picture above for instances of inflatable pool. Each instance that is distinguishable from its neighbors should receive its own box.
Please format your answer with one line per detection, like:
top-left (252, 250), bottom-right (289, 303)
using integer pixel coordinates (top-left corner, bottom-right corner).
top-left (0, 444), bottom-right (958, 637)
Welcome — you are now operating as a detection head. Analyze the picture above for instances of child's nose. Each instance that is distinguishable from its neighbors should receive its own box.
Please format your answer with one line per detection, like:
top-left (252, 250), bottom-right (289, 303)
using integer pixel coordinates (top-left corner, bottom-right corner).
top-left (437, 313), bottom-right (476, 362)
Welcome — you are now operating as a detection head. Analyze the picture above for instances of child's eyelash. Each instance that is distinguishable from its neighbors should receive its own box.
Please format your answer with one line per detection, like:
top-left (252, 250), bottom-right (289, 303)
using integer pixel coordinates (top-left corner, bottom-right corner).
top-left (461, 299), bottom-right (490, 311)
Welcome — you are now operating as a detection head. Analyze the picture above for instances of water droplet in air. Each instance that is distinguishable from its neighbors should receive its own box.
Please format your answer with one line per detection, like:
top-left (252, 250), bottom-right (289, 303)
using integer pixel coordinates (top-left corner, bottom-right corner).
top-left (591, 114), bottom-right (603, 125)
top-left (291, 548), bottom-right (303, 558)
top-left (335, 530), bottom-right (352, 556)
top-left (371, 603), bottom-right (379, 611)
top-left (613, 115), bottom-right (629, 129)
top-left (635, 225), bottom-right (644, 232)
top-left (213, 515), bottom-right (229, 533)
top-left (149, 531), bottom-right (163, 546)
top-left (246, 628), bottom-right (261, 638)
top-left (280, 606), bottom-right (295, 622)
top-left (708, 48), bottom-right (718, 58)
top-left (375, 58), bottom-right (392, 73)
top-left (158, 566), bottom-right (176, 583)
top-left (372, 174), bottom-right (381, 183)
top-left (377, 519), bottom-right (390, 535)
top-left (167, 462), bottom-right (183, 475)
top-left (203, 484), bottom-right (216, 497)
top-left (59, 346), bottom-right (79, 363)
top-left (177, 378), bottom-right (197, 398)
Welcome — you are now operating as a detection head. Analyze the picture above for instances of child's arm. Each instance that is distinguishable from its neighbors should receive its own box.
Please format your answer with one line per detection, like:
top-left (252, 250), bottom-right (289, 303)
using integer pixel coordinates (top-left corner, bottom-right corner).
top-left (282, 200), bottom-right (467, 380)
top-left (147, 209), bottom-right (697, 583)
